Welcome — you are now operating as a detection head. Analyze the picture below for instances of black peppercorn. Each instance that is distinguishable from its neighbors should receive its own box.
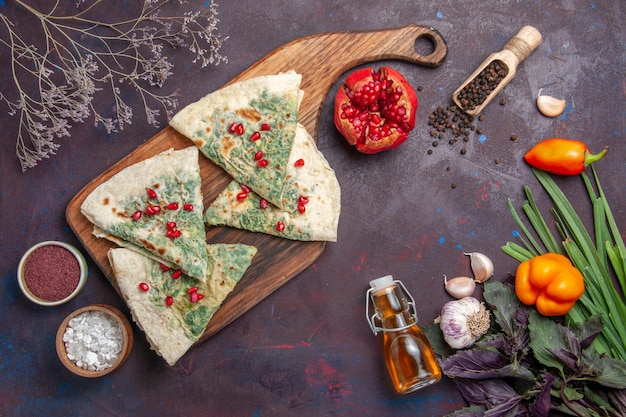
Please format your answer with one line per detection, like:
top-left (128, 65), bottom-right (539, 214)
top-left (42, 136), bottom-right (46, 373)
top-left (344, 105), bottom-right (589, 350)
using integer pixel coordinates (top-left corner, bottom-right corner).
top-left (456, 60), bottom-right (509, 112)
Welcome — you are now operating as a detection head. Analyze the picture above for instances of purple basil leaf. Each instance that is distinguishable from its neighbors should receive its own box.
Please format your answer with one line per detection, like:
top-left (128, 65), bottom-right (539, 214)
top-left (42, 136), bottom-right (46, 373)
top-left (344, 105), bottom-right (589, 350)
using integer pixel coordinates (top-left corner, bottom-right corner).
top-left (509, 326), bottom-right (530, 358)
top-left (548, 347), bottom-right (580, 373)
top-left (442, 349), bottom-right (510, 379)
top-left (562, 324), bottom-right (581, 358)
top-left (454, 378), bottom-right (525, 417)
top-left (569, 314), bottom-right (603, 350)
top-left (528, 311), bottom-right (567, 373)
top-left (512, 305), bottom-right (530, 329)
top-left (484, 399), bottom-right (522, 417)
top-left (497, 362), bottom-right (536, 381)
top-left (580, 348), bottom-right (626, 389)
top-left (529, 371), bottom-right (554, 417)
top-left (483, 280), bottom-right (520, 338)
top-left (475, 333), bottom-right (507, 350)
top-left (452, 378), bottom-right (491, 405)
top-left (454, 377), bottom-right (519, 406)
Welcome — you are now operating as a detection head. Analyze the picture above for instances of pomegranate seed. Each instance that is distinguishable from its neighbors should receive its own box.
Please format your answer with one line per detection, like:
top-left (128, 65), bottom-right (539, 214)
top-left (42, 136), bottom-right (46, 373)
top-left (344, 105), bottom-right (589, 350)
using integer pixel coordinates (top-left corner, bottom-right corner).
top-left (146, 188), bottom-right (157, 199)
top-left (132, 210), bottom-right (143, 221)
top-left (228, 122), bottom-right (244, 135)
top-left (260, 199), bottom-right (269, 209)
top-left (188, 286), bottom-right (198, 294)
top-left (160, 264), bottom-right (170, 271)
top-left (250, 131), bottom-right (261, 142)
top-left (294, 158), bottom-right (305, 167)
top-left (145, 205), bottom-right (161, 215)
top-left (166, 221), bottom-right (177, 230)
top-left (257, 159), bottom-right (269, 168)
top-left (236, 192), bottom-right (248, 201)
top-left (166, 229), bottom-right (181, 238)
top-left (138, 282), bottom-right (150, 292)
top-left (166, 202), bottom-right (179, 211)
top-left (260, 123), bottom-right (271, 131)
top-left (240, 184), bottom-right (251, 194)
top-left (165, 296), bottom-right (174, 307)
top-left (298, 196), bottom-right (309, 205)
top-left (183, 203), bottom-right (194, 211)
top-left (197, 293), bottom-right (204, 301)
top-left (254, 150), bottom-right (263, 161)
top-left (171, 270), bottom-right (182, 279)
top-left (298, 204), bottom-right (306, 214)
top-left (276, 220), bottom-right (285, 232)
top-left (190, 292), bottom-right (199, 303)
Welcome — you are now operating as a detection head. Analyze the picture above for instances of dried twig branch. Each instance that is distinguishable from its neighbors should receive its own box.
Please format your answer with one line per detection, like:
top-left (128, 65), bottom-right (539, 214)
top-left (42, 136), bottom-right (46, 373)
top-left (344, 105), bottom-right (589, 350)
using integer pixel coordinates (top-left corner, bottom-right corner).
top-left (0, 0), bottom-right (227, 171)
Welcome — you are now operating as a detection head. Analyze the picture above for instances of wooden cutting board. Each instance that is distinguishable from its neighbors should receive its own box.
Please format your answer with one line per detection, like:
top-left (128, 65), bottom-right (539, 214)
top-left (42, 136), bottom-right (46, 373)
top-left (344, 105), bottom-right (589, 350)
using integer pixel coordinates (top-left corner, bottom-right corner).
top-left (66, 24), bottom-right (448, 342)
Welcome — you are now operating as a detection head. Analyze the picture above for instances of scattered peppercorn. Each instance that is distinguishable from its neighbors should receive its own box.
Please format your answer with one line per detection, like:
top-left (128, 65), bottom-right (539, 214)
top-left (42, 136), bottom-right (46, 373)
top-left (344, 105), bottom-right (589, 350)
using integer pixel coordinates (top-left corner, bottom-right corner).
top-left (510, 134), bottom-right (517, 141)
top-left (500, 98), bottom-right (506, 105)
top-left (451, 182), bottom-right (457, 189)
top-left (426, 102), bottom-right (484, 154)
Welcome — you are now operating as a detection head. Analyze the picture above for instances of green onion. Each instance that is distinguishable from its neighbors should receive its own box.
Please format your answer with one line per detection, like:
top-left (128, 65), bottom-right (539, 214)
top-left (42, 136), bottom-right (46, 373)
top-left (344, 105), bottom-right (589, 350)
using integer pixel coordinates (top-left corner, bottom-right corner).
top-left (502, 167), bottom-right (626, 361)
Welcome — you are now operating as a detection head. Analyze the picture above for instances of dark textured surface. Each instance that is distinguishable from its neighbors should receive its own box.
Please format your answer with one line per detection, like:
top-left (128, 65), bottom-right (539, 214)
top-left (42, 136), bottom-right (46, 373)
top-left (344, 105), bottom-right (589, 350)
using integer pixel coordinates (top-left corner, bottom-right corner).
top-left (1, 1), bottom-right (624, 416)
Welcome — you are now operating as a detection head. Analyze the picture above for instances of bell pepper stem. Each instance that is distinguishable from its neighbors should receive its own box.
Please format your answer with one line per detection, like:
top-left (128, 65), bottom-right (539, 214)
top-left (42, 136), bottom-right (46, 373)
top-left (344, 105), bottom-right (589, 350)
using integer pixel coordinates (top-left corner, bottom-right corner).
top-left (585, 147), bottom-right (608, 167)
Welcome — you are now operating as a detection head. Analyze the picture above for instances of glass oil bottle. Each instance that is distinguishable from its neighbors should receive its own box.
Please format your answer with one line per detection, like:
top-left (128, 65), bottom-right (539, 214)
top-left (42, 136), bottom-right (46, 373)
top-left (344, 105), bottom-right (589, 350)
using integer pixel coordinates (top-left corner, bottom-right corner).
top-left (366, 275), bottom-right (441, 394)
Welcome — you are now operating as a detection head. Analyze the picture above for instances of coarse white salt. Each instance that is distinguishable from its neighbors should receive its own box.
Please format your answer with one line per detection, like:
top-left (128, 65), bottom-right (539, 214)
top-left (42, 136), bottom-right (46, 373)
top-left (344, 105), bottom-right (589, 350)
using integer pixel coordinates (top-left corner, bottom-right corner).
top-left (62, 310), bottom-right (123, 372)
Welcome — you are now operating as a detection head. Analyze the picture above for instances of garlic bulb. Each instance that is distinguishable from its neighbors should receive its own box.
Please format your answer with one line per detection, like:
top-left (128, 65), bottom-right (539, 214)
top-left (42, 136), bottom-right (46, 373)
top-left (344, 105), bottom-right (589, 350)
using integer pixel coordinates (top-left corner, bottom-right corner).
top-left (464, 252), bottom-right (494, 283)
top-left (440, 297), bottom-right (490, 349)
top-left (444, 275), bottom-right (476, 299)
top-left (536, 89), bottom-right (566, 117)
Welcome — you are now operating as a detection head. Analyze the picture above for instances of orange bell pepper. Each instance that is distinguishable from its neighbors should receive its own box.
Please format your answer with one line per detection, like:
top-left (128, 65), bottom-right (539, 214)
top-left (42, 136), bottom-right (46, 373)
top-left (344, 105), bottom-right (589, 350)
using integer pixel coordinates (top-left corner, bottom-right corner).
top-left (515, 253), bottom-right (585, 316)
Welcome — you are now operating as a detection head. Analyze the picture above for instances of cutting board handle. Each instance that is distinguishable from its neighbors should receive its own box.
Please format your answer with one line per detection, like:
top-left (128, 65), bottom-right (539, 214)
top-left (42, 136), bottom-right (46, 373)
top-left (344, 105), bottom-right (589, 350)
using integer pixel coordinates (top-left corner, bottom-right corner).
top-left (231, 24), bottom-right (449, 137)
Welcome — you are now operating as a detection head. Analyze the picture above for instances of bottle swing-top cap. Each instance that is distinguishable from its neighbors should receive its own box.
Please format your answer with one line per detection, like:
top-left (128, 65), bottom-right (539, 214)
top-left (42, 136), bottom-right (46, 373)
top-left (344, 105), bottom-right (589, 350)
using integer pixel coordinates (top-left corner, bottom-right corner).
top-left (369, 275), bottom-right (395, 291)
top-left (366, 275), bottom-right (418, 335)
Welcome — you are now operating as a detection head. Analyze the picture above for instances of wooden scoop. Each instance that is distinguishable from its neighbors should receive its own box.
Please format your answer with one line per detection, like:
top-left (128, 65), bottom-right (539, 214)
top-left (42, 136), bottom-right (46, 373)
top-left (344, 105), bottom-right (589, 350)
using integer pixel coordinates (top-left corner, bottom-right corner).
top-left (452, 26), bottom-right (542, 116)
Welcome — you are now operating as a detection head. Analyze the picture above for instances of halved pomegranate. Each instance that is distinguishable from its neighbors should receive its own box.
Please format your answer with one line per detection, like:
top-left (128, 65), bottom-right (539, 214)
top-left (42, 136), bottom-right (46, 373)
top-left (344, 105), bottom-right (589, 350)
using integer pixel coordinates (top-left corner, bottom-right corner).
top-left (334, 66), bottom-right (418, 154)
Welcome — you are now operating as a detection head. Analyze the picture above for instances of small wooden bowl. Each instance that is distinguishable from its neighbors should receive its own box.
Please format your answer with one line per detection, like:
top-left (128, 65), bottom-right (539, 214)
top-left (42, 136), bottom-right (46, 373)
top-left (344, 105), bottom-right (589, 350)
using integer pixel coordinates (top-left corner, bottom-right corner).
top-left (56, 304), bottom-right (134, 378)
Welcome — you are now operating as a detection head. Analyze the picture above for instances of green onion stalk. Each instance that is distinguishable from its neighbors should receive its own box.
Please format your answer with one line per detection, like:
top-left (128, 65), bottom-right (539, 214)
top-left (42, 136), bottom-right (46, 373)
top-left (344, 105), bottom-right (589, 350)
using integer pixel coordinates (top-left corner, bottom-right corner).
top-left (502, 167), bottom-right (626, 361)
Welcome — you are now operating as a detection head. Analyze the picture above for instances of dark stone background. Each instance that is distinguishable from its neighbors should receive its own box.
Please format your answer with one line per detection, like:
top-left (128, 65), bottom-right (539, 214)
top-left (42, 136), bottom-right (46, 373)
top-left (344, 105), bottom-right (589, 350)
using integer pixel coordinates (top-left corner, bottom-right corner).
top-left (1, 1), bottom-right (623, 416)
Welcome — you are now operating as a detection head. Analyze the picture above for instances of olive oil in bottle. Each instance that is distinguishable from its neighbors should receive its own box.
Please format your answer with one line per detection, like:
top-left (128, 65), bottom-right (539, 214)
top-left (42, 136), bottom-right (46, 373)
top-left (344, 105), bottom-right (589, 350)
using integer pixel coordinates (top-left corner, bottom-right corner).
top-left (366, 275), bottom-right (441, 394)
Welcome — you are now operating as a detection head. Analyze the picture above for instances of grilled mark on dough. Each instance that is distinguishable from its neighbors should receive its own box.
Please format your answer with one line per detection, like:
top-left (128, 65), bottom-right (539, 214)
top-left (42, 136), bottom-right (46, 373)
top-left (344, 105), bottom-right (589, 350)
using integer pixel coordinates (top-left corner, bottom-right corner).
top-left (236, 108), bottom-right (262, 123)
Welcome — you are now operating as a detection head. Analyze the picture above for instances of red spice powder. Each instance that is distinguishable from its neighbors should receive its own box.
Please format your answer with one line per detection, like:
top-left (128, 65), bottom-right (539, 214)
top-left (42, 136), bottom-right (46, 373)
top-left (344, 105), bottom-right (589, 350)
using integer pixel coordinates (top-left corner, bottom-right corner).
top-left (23, 245), bottom-right (81, 301)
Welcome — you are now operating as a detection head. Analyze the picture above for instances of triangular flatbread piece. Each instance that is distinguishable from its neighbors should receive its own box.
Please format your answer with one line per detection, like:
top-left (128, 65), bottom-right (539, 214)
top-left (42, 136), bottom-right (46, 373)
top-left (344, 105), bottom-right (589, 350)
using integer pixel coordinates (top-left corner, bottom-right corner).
top-left (204, 124), bottom-right (341, 242)
top-left (81, 147), bottom-right (209, 280)
top-left (169, 72), bottom-right (302, 211)
top-left (108, 244), bottom-right (257, 366)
